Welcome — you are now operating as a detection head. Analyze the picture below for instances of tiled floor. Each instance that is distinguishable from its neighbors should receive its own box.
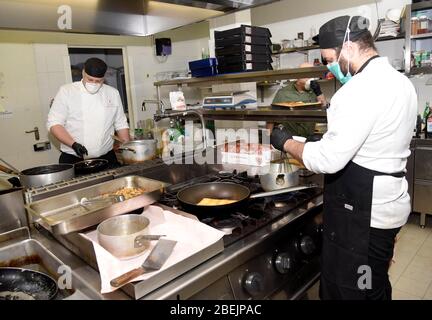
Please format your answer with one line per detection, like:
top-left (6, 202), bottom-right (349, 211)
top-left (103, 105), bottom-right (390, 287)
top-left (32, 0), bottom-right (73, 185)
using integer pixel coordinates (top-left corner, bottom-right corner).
top-left (304, 213), bottom-right (432, 300)
top-left (391, 213), bottom-right (432, 300)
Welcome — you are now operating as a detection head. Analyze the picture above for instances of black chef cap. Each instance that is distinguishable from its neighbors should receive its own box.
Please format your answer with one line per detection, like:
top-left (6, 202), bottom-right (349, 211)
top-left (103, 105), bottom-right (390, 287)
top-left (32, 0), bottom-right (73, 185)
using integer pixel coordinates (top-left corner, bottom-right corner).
top-left (319, 16), bottom-right (370, 49)
top-left (84, 58), bottom-right (107, 78)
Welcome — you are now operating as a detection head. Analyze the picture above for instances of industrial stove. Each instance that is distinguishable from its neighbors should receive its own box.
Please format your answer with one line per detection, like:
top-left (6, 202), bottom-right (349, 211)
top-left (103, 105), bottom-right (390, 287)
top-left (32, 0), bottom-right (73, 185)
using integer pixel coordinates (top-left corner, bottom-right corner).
top-left (155, 169), bottom-right (324, 300)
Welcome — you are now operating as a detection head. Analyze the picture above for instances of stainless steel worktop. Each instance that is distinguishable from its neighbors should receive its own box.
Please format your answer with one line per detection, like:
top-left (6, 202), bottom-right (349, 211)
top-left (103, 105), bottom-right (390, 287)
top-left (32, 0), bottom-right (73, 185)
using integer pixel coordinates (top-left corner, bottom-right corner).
top-left (12, 154), bottom-right (323, 300)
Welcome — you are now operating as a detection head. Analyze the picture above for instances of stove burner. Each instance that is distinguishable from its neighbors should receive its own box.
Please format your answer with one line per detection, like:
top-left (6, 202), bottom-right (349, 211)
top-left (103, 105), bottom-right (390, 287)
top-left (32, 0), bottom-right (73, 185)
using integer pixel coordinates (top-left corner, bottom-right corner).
top-left (207, 218), bottom-right (242, 235)
top-left (274, 202), bottom-right (288, 208)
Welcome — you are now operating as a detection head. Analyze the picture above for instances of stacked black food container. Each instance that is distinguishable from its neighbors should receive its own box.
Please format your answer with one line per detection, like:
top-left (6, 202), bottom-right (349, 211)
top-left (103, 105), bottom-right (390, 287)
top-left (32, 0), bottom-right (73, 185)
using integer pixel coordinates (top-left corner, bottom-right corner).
top-left (215, 25), bottom-right (273, 74)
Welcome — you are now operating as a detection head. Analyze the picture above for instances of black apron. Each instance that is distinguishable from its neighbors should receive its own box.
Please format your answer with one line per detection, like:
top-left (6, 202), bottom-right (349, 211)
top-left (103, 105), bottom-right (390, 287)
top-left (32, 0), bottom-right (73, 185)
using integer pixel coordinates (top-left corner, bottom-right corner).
top-left (320, 161), bottom-right (405, 300)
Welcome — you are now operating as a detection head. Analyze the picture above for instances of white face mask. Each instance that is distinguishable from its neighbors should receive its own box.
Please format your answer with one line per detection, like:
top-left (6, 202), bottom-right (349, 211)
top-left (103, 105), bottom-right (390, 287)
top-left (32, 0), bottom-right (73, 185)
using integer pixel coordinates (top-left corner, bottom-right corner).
top-left (84, 82), bottom-right (102, 94)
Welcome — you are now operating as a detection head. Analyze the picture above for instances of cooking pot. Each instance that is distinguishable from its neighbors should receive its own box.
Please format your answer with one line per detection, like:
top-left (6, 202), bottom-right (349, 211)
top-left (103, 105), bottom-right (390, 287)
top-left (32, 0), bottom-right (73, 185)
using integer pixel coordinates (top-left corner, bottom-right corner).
top-left (118, 140), bottom-right (157, 164)
top-left (0, 158), bottom-right (75, 188)
top-left (97, 214), bottom-right (151, 259)
top-left (259, 159), bottom-right (300, 192)
top-left (20, 164), bottom-right (75, 188)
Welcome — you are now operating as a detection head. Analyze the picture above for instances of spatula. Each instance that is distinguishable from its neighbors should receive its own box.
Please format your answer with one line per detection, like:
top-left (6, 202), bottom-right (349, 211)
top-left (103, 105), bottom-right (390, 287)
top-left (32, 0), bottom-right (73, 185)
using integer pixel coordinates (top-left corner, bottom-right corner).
top-left (110, 239), bottom-right (177, 288)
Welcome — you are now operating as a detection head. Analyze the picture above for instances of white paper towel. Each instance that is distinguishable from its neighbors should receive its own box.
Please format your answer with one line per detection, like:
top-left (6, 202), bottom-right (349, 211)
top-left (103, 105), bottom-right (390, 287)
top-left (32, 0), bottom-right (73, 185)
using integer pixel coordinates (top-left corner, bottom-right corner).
top-left (80, 205), bottom-right (225, 293)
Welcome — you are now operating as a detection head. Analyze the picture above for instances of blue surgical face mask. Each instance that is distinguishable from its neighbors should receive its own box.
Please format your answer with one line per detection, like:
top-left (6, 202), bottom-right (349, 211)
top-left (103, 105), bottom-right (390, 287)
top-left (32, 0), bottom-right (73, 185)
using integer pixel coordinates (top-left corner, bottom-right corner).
top-left (327, 61), bottom-right (352, 85)
top-left (327, 17), bottom-right (353, 85)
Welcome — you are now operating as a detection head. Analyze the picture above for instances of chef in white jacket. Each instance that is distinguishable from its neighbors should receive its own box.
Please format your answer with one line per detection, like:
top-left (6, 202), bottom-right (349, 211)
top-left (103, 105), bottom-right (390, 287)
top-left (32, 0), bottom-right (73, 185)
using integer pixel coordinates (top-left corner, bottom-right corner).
top-left (47, 58), bottom-right (130, 166)
top-left (271, 16), bottom-right (417, 300)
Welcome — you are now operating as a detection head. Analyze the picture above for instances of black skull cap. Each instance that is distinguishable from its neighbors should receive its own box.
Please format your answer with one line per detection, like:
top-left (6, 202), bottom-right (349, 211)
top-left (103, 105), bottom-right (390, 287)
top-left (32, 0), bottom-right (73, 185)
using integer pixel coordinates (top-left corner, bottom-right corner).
top-left (318, 16), bottom-right (370, 49)
top-left (84, 58), bottom-right (107, 78)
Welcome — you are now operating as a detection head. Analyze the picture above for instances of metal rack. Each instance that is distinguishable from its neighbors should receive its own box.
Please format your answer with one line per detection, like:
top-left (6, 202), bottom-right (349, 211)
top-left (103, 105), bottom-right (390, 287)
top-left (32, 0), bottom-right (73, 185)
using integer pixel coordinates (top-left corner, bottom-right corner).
top-left (153, 66), bottom-right (329, 123)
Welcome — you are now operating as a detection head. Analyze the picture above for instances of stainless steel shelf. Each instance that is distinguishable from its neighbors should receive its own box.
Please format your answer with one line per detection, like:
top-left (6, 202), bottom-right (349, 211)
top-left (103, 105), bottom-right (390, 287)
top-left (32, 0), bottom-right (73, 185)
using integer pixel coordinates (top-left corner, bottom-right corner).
top-left (164, 107), bottom-right (327, 123)
top-left (153, 66), bottom-right (328, 87)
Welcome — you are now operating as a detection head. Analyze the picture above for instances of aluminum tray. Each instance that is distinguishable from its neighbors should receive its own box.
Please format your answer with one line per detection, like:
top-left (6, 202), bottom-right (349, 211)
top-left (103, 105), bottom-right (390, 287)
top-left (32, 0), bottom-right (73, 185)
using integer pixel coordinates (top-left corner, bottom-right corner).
top-left (26, 176), bottom-right (168, 235)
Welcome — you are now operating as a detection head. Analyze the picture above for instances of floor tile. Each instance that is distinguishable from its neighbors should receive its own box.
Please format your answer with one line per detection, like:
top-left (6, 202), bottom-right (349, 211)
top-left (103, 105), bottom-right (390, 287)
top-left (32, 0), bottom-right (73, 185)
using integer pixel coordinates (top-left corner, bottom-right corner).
top-left (392, 289), bottom-right (422, 300)
top-left (394, 276), bottom-right (431, 297)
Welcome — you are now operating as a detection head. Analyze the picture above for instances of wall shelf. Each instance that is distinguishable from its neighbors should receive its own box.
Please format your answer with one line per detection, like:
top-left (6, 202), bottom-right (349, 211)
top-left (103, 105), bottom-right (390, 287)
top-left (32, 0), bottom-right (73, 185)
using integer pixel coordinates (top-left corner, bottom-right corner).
top-left (154, 66), bottom-right (328, 87)
top-left (272, 45), bottom-right (320, 55)
top-left (411, 32), bottom-right (432, 40)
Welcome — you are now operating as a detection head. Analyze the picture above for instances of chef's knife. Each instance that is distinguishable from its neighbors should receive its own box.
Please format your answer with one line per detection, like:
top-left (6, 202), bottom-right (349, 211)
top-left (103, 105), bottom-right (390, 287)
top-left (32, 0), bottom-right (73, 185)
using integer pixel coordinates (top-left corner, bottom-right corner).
top-left (110, 239), bottom-right (177, 288)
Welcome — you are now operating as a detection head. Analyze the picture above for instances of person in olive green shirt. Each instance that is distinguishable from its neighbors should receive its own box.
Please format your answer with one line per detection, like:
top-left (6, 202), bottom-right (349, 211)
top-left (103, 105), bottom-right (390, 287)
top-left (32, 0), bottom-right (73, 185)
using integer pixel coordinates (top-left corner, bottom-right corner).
top-left (267, 63), bottom-right (327, 138)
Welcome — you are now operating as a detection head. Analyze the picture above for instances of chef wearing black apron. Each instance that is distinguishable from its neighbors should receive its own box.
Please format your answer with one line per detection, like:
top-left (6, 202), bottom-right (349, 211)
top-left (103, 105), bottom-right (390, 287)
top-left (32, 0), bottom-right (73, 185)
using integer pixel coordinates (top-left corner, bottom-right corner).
top-left (270, 16), bottom-right (417, 300)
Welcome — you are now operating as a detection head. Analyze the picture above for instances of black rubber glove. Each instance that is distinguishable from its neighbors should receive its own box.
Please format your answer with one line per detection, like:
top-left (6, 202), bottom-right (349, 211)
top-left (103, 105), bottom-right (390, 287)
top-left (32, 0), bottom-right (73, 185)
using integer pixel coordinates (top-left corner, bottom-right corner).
top-left (271, 124), bottom-right (293, 152)
top-left (310, 80), bottom-right (322, 97)
top-left (306, 133), bottom-right (323, 142)
top-left (72, 142), bottom-right (88, 158)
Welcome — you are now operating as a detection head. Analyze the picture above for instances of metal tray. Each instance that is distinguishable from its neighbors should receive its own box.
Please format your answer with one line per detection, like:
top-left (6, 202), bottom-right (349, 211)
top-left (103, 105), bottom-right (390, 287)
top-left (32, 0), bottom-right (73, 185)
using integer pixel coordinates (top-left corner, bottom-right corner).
top-left (26, 176), bottom-right (168, 235)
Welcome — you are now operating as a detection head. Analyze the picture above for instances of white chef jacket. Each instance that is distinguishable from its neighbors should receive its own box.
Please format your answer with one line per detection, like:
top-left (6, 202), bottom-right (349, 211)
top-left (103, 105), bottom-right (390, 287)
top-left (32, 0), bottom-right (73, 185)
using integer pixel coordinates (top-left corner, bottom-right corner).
top-left (303, 57), bottom-right (417, 229)
top-left (47, 81), bottom-right (129, 158)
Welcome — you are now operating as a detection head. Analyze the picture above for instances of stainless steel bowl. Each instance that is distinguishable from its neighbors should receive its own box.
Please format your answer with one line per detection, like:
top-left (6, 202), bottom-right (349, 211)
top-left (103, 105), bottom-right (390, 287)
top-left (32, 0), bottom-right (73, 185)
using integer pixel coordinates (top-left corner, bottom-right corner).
top-left (97, 214), bottom-right (150, 259)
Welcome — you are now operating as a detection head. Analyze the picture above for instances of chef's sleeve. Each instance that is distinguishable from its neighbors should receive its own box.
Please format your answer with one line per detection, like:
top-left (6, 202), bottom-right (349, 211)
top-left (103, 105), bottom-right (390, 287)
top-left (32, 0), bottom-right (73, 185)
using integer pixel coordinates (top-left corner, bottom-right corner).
top-left (302, 93), bottom-right (378, 174)
top-left (46, 86), bottom-right (68, 131)
top-left (113, 91), bottom-right (129, 131)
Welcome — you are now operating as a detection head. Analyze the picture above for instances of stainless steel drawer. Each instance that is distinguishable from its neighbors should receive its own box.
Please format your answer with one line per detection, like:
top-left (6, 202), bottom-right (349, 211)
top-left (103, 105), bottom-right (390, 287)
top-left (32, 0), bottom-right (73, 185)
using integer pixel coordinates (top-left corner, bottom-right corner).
top-left (414, 181), bottom-right (432, 213)
top-left (415, 147), bottom-right (432, 181)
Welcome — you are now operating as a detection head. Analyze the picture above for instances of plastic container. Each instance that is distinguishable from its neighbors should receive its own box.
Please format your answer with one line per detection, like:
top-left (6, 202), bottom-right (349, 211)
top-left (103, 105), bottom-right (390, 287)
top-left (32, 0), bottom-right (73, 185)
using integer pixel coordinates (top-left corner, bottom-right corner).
top-left (411, 17), bottom-right (420, 35)
top-left (214, 25), bottom-right (272, 40)
top-left (188, 58), bottom-right (218, 70)
top-left (215, 44), bottom-right (272, 56)
top-left (418, 15), bottom-right (429, 34)
top-left (190, 66), bottom-right (218, 78)
top-left (215, 35), bottom-right (272, 47)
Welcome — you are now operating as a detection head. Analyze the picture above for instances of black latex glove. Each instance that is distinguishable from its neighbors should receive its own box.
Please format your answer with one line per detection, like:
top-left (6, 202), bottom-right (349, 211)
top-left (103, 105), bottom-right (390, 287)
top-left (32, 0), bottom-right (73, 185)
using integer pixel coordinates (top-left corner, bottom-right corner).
top-left (72, 142), bottom-right (88, 158)
top-left (310, 80), bottom-right (322, 97)
top-left (306, 133), bottom-right (323, 142)
top-left (271, 125), bottom-right (293, 152)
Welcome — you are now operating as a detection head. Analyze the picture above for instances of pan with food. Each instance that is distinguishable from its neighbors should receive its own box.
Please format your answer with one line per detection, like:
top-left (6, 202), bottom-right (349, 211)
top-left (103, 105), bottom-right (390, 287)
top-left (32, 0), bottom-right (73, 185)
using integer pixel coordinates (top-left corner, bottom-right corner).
top-left (177, 182), bottom-right (315, 218)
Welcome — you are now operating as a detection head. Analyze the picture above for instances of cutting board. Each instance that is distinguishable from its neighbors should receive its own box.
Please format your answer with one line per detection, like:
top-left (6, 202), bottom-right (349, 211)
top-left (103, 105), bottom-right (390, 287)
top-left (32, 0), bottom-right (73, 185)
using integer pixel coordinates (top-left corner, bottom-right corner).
top-left (272, 101), bottom-right (322, 108)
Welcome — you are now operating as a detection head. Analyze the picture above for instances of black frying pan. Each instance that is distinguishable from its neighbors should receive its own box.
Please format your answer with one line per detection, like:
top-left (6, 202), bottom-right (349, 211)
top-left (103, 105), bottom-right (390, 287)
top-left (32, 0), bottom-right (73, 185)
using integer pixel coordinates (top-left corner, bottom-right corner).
top-left (177, 182), bottom-right (316, 219)
top-left (177, 183), bottom-right (250, 218)
top-left (74, 159), bottom-right (108, 175)
top-left (0, 268), bottom-right (58, 300)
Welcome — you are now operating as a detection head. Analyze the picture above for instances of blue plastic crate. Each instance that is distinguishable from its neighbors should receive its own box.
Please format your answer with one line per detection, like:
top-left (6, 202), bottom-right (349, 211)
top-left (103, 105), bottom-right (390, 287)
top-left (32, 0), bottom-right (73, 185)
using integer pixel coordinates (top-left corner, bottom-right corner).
top-left (189, 58), bottom-right (218, 71)
top-left (191, 66), bottom-right (218, 78)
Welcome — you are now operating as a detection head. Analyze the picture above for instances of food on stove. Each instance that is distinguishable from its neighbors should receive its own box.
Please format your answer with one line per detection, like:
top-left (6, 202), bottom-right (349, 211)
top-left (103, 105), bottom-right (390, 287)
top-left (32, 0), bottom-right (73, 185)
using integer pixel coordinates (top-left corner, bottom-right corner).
top-left (197, 198), bottom-right (238, 206)
top-left (103, 187), bottom-right (147, 200)
top-left (272, 101), bottom-right (321, 107)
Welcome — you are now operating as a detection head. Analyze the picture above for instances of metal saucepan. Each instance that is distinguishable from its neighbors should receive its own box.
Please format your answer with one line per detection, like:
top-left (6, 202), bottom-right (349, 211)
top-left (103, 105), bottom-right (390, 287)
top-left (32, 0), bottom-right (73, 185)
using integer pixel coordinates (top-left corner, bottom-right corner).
top-left (20, 164), bottom-right (75, 188)
top-left (259, 160), bottom-right (300, 192)
top-left (177, 182), bottom-right (315, 218)
top-left (0, 267), bottom-right (58, 300)
top-left (118, 140), bottom-right (157, 164)
top-left (0, 158), bottom-right (75, 188)
top-left (74, 159), bottom-right (109, 175)
top-left (97, 214), bottom-right (153, 259)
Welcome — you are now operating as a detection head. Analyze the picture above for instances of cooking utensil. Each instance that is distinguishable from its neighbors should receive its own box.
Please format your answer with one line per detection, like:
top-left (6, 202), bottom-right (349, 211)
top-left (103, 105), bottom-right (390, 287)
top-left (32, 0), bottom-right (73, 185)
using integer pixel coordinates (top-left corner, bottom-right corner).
top-left (20, 164), bottom-right (75, 188)
top-left (259, 160), bottom-right (300, 192)
top-left (118, 140), bottom-right (157, 164)
top-left (134, 235), bottom-right (166, 248)
top-left (97, 214), bottom-right (151, 259)
top-left (110, 239), bottom-right (177, 288)
top-left (26, 176), bottom-right (167, 235)
top-left (177, 182), bottom-right (317, 218)
top-left (74, 159), bottom-right (108, 175)
top-left (80, 194), bottom-right (125, 206)
top-left (0, 267), bottom-right (58, 300)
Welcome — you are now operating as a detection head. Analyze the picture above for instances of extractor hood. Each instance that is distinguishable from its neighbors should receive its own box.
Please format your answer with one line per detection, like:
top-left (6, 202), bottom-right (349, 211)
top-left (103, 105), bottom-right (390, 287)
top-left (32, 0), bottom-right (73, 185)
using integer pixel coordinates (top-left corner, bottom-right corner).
top-left (0, 0), bottom-right (280, 36)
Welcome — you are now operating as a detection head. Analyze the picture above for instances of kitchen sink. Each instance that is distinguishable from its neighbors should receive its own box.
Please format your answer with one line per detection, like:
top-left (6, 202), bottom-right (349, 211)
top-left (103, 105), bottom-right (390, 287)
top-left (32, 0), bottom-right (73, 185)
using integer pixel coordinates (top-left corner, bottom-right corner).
top-left (0, 229), bottom-right (99, 300)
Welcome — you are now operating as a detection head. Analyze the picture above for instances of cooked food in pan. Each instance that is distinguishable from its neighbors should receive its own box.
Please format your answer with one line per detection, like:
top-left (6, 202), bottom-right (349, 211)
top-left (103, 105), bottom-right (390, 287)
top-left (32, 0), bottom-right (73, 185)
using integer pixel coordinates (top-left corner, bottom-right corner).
top-left (197, 198), bottom-right (238, 206)
top-left (103, 187), bottom-right (147, 200)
